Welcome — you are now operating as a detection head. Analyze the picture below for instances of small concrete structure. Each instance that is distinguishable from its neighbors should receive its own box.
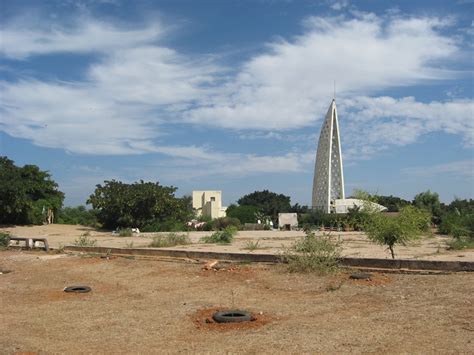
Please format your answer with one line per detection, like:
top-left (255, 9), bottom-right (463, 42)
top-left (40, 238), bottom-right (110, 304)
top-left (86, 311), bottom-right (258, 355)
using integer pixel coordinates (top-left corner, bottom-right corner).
top-left (192, 191), bottom-right (227, 219)
top-left (332, 199), bottom-right (387, 214)
top-left (278, 213), bottom-right (298, 230)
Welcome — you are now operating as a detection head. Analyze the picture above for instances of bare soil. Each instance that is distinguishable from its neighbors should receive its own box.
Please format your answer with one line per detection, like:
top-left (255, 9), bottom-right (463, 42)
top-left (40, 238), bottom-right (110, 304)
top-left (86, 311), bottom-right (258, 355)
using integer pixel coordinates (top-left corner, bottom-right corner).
top-left (2, 224), bottom-right (473, 261)
top-left (1, 250), bottom-right (473, 354)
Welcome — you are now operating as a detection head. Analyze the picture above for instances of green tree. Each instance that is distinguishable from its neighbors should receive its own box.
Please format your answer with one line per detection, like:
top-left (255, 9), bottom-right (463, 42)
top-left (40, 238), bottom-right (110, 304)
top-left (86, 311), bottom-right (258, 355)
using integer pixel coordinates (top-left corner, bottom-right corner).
top-left (87, 180), bottom-right (192, 230)
top-left (373, 195), bottom-right (410, 212)
top-left (350, 189), bottom-right (378, 202)
top-left (57, 206), bottom-right (99, 227)
top-left (364, 205), bottom-right (430, 259)
top-left (413, 190), bottom-right (441, 223)
top-left (225, 204), bottom-right (259, 224)
top-left (238, 190), bottom-right (291, 224)
top-left (0, 157), bottom-right (64, 225)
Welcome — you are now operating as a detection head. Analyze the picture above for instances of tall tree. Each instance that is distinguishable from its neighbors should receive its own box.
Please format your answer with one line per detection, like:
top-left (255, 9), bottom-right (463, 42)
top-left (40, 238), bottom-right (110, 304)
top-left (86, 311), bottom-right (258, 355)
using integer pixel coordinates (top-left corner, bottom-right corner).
top-left (87, 180), bottom-right (192, 229)
top-left (0, 156), bottom-right (64, 225)
top-left (238, 190), bottom-right (291, 223)
top-left (413, 190), bottom-right (441, 223)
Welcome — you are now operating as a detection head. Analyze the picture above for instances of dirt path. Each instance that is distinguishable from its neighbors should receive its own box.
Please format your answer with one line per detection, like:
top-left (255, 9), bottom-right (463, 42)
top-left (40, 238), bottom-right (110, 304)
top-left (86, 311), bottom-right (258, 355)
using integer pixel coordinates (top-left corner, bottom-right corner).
top-left (1, 250), bottom-right (473, 354)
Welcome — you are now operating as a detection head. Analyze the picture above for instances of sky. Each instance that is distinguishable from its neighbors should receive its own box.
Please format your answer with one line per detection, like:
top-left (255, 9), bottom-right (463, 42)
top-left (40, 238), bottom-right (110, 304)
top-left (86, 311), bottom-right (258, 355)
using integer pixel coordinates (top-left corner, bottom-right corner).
top-left (0, 0), bottom-right (473, 207)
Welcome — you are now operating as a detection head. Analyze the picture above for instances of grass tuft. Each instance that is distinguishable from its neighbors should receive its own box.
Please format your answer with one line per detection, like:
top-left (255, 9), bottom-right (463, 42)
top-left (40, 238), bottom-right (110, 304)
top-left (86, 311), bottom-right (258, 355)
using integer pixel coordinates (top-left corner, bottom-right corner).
top-left (149, 233), bottom-right (190, 248)
top-left (201, 226), bottom-right (237, 244)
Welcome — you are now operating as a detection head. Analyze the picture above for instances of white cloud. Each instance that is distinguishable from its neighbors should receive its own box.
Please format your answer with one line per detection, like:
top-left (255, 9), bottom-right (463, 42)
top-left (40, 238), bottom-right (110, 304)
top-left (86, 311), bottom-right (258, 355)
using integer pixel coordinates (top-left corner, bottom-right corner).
top-left (0, 12), bottom-right (472, 167)
top-left (0, 18), bottom-right (163, 59)
top-left (401, 160), bottom-right (474, 179)
top-left (186, 14), bottom-right (459, 130)
top-left (340, 96), bottom-right (474, 160)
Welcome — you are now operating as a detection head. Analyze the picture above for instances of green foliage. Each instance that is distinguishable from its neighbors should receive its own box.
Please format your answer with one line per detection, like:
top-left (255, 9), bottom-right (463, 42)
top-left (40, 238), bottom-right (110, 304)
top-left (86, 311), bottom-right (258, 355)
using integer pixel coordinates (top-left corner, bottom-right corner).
top-left (197, 214), bottom-right (213, 223)
top-left (299, 210), bottom-right (349, 230)
top-left (201, 226), bottom-right (238, 244)
top-left (0, 232), bottom-right (11, 249)
top-left (373, 195), bottom-right (410, 212)
top-left (290, 203), bottom-right (309, 214)
top-left (211, 216), bottom-right (242, 231)
top-left (140, 219), bottom-right (186, 232)
top-left (225, 204), bottom-right (259, 224)
top-left (447, 236), bottom-right (474, 250)
top-left (238, 190), bottom-right (291, 224)
top-left (364, 206), bottom-right (430, 259)
top-left (351, 189), bottom-right (378, 202)
top-left (87, 179), bottom-right (193, 230)
top-left (439, 212), bottom-right (465, 237)
top-left (0, 157), bottom-right (64, 225)
top-left (57, 206), bottom-right (98, 227)
top-left (73, 234), bottom-right (98, 247)
top-left (282, 228), bottom-right (341, 274)
top-left (149, 233), bottom-right (190, 248)
top-left (118, 228), bottom-right (133, 237)
top-left (413, 190), bottom-right (441, 223)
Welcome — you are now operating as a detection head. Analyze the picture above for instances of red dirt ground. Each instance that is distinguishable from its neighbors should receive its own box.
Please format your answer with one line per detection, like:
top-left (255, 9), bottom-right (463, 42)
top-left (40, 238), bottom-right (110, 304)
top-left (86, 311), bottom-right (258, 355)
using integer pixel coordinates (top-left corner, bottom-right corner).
top-left (1, 250), bottom-right (473, 354)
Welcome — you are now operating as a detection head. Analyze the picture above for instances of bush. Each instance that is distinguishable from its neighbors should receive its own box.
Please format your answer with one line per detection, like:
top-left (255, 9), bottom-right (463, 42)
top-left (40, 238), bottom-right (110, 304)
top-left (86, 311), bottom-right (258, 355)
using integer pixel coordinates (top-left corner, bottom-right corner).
top-left (73, 234), bottom-right (97, 247)
top-left (282, 228), bottom-right (341, 274)
top-left (149, 233), bottom-right (190, 248)
top-left (0, 232), bottom-right (11, 249)
top-left (447, 236), bottom-right (474, 250)
top-left (211, 217), bottom-right (241, 231)
top-left (118, 228), bottom-right (133, 237)
top-left (201, 226), bottom-right (238, 244)
top-left (141, 219), bottom-right (186, 232)
top-left (439, 212), bottom-right (473, 238)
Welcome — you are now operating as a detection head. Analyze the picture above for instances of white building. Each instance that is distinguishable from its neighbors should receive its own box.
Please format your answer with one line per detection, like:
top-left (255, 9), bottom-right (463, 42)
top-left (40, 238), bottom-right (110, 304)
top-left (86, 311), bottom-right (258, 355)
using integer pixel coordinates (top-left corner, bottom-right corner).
top-left (192, 191), bottom-right (227, 219)
top-left (333, 198), bottom-right (387, 214)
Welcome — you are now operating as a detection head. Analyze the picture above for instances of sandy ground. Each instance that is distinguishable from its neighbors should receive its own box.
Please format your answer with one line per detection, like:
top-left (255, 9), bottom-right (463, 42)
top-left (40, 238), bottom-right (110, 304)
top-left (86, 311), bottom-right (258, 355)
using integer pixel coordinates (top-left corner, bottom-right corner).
top-left (0, 250), bottom-right (473, 354)
top-left (2, 224), bottom-right (473, 261)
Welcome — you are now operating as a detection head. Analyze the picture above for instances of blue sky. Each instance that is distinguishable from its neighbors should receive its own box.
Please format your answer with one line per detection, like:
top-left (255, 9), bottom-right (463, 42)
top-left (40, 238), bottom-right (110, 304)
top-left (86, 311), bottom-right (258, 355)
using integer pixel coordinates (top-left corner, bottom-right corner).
top-left (1, 0), bottom-right (473, 207)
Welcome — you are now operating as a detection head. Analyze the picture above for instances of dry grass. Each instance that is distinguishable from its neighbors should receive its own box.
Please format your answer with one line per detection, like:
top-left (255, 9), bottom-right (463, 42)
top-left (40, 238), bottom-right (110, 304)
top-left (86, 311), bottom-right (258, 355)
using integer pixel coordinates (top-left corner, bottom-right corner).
top-left (0, 250), bottom-right (473, 354)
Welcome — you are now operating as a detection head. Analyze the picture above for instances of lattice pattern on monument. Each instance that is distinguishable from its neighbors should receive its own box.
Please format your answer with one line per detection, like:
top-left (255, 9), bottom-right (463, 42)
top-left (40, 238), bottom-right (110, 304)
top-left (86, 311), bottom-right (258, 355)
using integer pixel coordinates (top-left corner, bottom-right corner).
top-left (312, 100), bottom-right (345, 213)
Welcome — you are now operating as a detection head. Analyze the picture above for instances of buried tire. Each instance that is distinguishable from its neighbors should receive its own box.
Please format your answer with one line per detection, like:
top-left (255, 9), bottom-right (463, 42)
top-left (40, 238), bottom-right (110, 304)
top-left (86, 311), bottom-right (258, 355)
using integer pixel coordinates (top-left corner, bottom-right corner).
top-left (212, 310), bottom-right (252, 323)
top-left (64, 286), bottom-right (91, 293)
top-left (350, 273), bottom-right (372, 280)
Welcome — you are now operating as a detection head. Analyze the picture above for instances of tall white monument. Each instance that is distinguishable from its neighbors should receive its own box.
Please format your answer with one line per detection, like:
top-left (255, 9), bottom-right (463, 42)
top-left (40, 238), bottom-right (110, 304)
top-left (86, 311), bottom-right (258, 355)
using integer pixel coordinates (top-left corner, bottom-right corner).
top-left (312, 99), bottom-right (345, 213)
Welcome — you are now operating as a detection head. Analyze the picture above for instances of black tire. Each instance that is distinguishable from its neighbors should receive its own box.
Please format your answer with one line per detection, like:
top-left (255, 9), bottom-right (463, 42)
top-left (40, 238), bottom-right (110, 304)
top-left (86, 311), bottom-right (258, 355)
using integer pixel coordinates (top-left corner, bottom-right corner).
top-left (212, 310), bottom-right (252, 323)
top-left (349, 273), bottom-right (372, 280)
top-left (64, 286), bottom-right (91, 293)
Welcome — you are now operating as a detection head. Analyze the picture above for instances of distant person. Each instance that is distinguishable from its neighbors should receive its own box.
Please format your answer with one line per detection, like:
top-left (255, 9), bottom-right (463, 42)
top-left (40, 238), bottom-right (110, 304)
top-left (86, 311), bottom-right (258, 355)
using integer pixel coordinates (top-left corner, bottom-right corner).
top-left (47, 208), bottom-right (54, 224)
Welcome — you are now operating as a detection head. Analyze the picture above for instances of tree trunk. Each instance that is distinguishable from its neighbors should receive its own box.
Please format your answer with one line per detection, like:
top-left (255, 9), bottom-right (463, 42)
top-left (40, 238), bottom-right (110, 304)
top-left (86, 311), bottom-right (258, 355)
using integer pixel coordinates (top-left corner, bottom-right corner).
top-left (389, 245), bottom-right (395, 259)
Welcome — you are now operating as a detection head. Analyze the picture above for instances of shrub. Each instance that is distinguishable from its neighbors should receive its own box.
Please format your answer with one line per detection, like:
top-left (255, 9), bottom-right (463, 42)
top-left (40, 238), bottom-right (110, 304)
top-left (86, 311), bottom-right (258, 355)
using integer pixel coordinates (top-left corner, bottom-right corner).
top-left (201, 226), bottom-right (238, 244)
top-left (364, 206), bottom-right (430, 259)
top-left (447, 236), bottom-right (474, 250)
top-left (149, 233), bottom-right (190, 248)
top-left (141, 219), bottom-right (186, 232)
top-left (0, 232), bottom-right (11, 249)
top-left (118, 228), bottom-right (133, 237)
top-left (211, 217), bottom-right (241, 231)
top-left (439, 212), bottom-right (473, 238)
top-left (282, 228), bottom-right (341, 274)
top-left (73, 234), bottom-right (97, 247)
